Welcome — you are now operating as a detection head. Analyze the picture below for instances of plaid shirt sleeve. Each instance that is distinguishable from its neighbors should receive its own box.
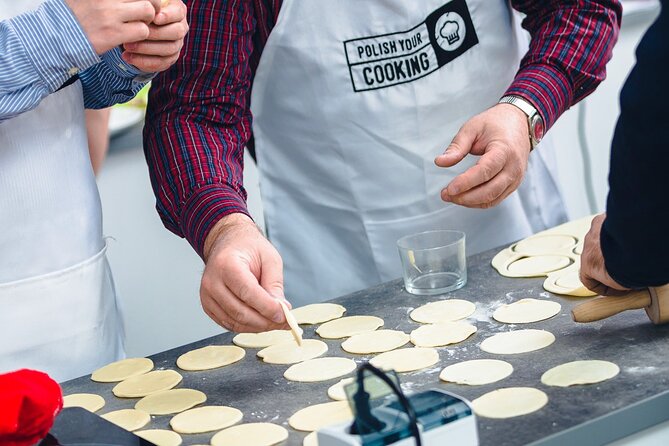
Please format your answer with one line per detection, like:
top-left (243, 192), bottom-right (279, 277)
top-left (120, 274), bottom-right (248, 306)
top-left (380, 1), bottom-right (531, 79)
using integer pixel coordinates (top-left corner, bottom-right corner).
top-left (507, 0), bottom-right (622, 130)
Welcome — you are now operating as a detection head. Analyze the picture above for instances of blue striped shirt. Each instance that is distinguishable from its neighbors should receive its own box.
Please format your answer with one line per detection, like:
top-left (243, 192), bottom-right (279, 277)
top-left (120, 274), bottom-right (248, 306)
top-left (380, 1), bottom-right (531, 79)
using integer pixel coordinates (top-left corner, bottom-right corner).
top-left (0, 0), bottom-right (152, 123)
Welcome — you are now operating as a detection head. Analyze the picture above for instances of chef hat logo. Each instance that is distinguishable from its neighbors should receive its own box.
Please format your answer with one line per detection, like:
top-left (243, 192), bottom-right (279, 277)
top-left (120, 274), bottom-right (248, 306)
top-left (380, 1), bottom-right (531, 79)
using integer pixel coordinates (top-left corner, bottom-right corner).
top-left (440, 20), bottom-right (460, 45)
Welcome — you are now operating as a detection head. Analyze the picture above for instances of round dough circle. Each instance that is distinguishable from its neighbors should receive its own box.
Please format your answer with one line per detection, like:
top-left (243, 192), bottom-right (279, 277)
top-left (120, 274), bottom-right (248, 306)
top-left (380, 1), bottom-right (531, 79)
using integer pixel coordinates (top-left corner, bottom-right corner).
top-left (170, 405), bottom-right (243, 434)
top-left (410, 321), bottom-right (477, 347)
top-left (284, 357), bottom-right (357, 382)
top-left (135, 429), bottom-right (182, 446)
top-left (541, 360), bottom-right (619, 387)
top-left (289, 401), bottom-right (353, 432)
top-left (543, 269), bottom-right (597, 297)
top-left (507, 255), bottom-right (571, 277)
top-left (480, 329), bottom-right (555, 355)
top-left (101, 409), bottom-right (150, 431)
top-left (316, 315), bottom-right (384, 339)
top-left (135, 388), bottom-right (206, 415)
top-left (92, 358), bottom-right (154, 383)
top-left (341, 330), bottom-right (410, 354)
top-left (210, 423), bottom-right (289, 446)
top-left (493, 299), bottom-right (561, 324)
top-left (439, 359), bottom-right (513, 385)
top-left (369, 347), bottom-right (439, 373)
top-left (292, 303), bottom-right (346, 324)
top-left (514, 235), bottom-right (576, 255)
top-left (113, 370), bottom-right (183, 398)
top-left (328, 377), bottom-right (355, 401)
top-left (63, 393), bottom-right (105, 412)
top-left (258, 339), bottom-right (328, 364)
top-left (409, 300), bottom-right (476, 324)
top-left (176, 345), bottom-right (245, 371)
top-left (232, 330), bottom-right (294, 348)
top-left (472, 387), bottom-right (548, 419)
top-left (303, 432), bottom-right (318, 446)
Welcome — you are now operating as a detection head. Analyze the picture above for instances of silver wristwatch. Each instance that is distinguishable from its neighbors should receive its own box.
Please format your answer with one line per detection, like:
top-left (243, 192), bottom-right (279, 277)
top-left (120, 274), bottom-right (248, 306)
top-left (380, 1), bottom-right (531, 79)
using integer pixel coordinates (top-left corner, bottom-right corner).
top-left (499, 95), bottom-right (545, 150)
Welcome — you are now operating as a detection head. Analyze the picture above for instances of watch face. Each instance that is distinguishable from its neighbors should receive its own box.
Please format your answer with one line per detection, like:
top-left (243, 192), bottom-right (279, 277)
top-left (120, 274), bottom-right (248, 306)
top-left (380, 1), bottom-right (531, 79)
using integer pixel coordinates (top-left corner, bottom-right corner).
top-left (531, 115), bottom-right (545, 142)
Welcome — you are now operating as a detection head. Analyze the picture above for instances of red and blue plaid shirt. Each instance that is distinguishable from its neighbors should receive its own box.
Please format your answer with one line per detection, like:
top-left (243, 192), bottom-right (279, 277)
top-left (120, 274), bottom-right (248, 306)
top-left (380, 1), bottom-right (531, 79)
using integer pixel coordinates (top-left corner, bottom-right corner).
top-left (143, 0), bottom-right (622, 258)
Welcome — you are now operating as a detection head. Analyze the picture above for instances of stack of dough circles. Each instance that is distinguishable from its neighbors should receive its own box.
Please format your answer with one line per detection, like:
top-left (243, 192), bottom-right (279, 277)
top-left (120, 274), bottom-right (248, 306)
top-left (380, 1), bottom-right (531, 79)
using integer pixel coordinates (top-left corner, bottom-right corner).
top-left (257, 339), bottom-right (328, 364)
top-left (341, 329), bottom-right (410, 354)
top-left (369, 347), bottom-right (439, 373)
top-left (101, 409), bottom-right (150, 431)
top-left (169, 406), bottom-right (243, 434)
top-left (232, 330), bottom-right (294, 348)
top-left (492, 298), bottom-right (561, 324)
top-left (439, 359), bottom-right (513, 385)
top-left (113, 370), bottom-right (182, 398)
top-left (63, 393), bottom-right (105, 412)
top-left (91, 357), bottom-right (153, 382)
top-left (284, 357), bottom-right (357, 382)
top-left (328, 377), bottom-right (356, 401)
top-left (304, 432), bottom-right (318, 446)
top-left (480, 329), bottom-right (555, 355)
top-left (135, 388), bottom-right (206, 415)
top-left (210, 423), bottom-right (289, 446)
top-left (135, 429), bottom-right (182, 446)
top-left (409, 300), bottom-right (475, 324)
top-left (289, 401), bottom-right (353, 432)
top-left (176, 345), bottom-right (245, 371)
top-left (292, 303), bottom-right (346, 324)
top-left (410, 321), bottom-right (477, 347)
top-left (541, 360), bottom-right (620, 387)
top-left (316, 315), bottom-right (383, 339)
top-left (471, 387), bottom-right (548, 419)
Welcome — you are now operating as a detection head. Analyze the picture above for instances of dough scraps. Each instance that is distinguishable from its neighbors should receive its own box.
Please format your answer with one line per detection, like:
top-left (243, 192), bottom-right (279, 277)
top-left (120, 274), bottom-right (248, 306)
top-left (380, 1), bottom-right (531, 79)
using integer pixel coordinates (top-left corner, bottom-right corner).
top-left (369, 347), bottom-right (439, 373)
top-left (257, 339), bottom-right (328, 364)
top-left (439, 359), bottom-right (513, 385)
top-left (480, 329), bottom-right (555, 355)
top-left (170, 405), bottom-right (243, 434)
top-left (176, 345), bottom-right (245, 371)
top-left (135, 429), bottom-right (182, 446)
top-left (289, 401), bottom-right (353, 432)
top-left (409, 300), bottom-right (475, 324)
top-left (292, 303), bottom-right (346, 324)
top-left (327, 377), bottom-right (355, 401)
top-left (541, 360), bottom-right (619, 387)
top-left (410, 321), bottom-right (477, 347)
top-left (284, 357), bottom-right (357, 382)
top-left (341, 329), bottom-right (410, 354)
top-left (471, 387), bottom-right (548, 419)
top-left (62, 393), bottom-right (105, 412)
top-left (492, 298), bottom-right (561, 324)
top-left (135, 388), bottom-right (206, 415)
top-left (91, 357), bottom-right (153, 383)
top-left (113, 370), bottom-right (183, 398)
top-left (210, 423), bottom-right (289, 446)
top-left (316, 315), bottom-right (384, 339)
top-left (232, 330), bottom-right (294, 348)
top-left (101, 409), bottom-right (150, 431)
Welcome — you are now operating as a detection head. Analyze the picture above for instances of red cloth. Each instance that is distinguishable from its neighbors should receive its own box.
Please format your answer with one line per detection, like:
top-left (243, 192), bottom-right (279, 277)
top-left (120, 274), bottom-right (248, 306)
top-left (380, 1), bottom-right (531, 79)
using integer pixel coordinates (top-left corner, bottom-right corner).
top-left (0, 369), bottom-right (62, 446)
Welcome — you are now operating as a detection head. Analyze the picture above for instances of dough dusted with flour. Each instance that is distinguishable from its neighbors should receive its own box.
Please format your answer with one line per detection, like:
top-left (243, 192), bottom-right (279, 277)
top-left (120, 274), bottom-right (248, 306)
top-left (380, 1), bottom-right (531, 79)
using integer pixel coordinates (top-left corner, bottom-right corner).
top-left (257, 339), bottom-right (328, 364)
top-left (480, 329), bottom-right (555, 355)
top-left (210, 423), bottom-right (289, 446)
top-left (410, 321), bottom-right (476, 347)
top-left (289, 401), bottom-right (353, 432)
top-left (113, 370), bottom-right (183, 398)
top-left (91, 358), bottom-right (153, 382)
top-left (292, 303), bottom-right (346, 324)
top-left (472, 387), bottom-right (548, 419)
top-left (541, 360), bottom-right (619, 387)
top-left (135, 429), bottom-right (182, 446)
top-left (63, 393), bottom-right (105, 412)
top-left (135, 388), bottom-right (206, 415)
top-left (439, 359), bottom-right (513, 385)
top-left (176, 345), bottom-right (245, 371)
top-left (409, 299), bottom-right (475, 324)
top-left (316, 315), bottom-right (383, 339)
top-left (328, 377), bottom-right (355, 401)
top-left (341, 330), bottom-right (409, 354)
top-left (170, 406), bottom-right (243, 434)
top-left (369, 347), bottom-right (439, 373)
top-left (101, 409), bottom-right (150, 431)
top-left (232, 330), bottom-right (294, 348)
top-left (284, 357), bottom-right (356, 382)
top-left (493, 299), bottom-right (561, 324)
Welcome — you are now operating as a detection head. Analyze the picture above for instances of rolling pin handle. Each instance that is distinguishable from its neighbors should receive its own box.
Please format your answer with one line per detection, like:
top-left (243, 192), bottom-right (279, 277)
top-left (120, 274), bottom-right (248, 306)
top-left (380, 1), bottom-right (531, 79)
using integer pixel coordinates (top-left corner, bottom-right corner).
top-left (572, 291), bottom-right (651, 323)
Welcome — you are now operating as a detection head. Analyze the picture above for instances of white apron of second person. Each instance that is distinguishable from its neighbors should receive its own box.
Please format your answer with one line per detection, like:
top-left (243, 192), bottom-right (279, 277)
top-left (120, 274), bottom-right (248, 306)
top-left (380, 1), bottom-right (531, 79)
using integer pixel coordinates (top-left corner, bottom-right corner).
top-left (251, 0), bottom-right (567, 306)
top-left (0, 3), bottom-right (123, 382)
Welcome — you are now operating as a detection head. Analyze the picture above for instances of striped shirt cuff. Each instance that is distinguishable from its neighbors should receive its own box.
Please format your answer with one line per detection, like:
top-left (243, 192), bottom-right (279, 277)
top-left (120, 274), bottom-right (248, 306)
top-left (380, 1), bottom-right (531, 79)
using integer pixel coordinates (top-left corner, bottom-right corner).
top-left (504, 63), bottom-right (573, 132)
top-left (9, 0), bottom-right (100, 92)
top-left (181, 184), bottom-right (251, 258)
top-left (101, 48), bottom-right (156, 83)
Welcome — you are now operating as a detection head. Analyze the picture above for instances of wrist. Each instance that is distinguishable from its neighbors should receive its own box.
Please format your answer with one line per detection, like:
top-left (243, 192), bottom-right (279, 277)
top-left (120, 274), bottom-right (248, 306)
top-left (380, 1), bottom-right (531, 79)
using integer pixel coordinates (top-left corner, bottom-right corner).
top-left (498, 95), bottom-right (545, 150)
top-left (203, 213), bottom-right (256, 261)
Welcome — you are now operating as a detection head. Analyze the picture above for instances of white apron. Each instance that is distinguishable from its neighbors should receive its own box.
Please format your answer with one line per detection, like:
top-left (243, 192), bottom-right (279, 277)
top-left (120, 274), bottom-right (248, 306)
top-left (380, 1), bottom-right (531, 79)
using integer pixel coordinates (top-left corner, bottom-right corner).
top-left (0, 78), bottom-right (124, 382)
top-left (251, 0), bottom-right (567, 306)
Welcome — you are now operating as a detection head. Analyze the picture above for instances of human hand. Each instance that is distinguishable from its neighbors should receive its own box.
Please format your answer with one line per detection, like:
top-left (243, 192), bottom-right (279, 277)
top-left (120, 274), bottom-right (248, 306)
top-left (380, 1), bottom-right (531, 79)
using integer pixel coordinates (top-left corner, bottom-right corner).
top-left (65, 0), bottom-right (162, 55)
top-left (579, 214), bottom-right (630, 296)
top-left (435, 103), bottom-right (531, 209)
top-left (200, 213), bottom-right (289, 333)
top-left (121, 0), bottom-right (188, 72)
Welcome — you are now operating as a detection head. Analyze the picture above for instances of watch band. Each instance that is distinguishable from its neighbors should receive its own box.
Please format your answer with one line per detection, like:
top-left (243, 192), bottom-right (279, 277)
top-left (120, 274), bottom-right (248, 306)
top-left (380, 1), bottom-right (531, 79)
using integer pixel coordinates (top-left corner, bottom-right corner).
top-left (499, 95), bottom-right (543, 150)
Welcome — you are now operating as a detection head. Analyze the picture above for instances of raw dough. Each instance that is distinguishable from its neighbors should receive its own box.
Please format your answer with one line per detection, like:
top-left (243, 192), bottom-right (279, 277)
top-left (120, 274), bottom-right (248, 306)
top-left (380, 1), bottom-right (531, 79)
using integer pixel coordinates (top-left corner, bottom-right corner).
top-left (257, 339), bottom-right (328, 364)
top-left (232, 330), bottom-right (294, 348)
top-left (304, 432), bottom-right (318, 446)
top-left (439, 359), bottom-right (513, 385)
top-left (541, 360), bottom-right (619, 387)
top-left (135, 388), bottom-right (206, 415)
top-left (135, 429), bottom-right (182, 446)
top-left (289, 401), bottom-right (353, 432)
top-left (62, 393), bottom-right (105, 412)
top-left (316, 315), bottom-right (383, 339)
top-left (514, 235), bottom-right (577, 255)
top-left (113, 370), bottom-right (183, 398)
top-left (91, 358), bottom-right (153, 382)
top-left (543, 268), bottom-right (598, 297)
top-left (279, 299), bottom-right (304, 345)
top-left (480, 329), bottom-right (555, 355)
top-left (328, 377), bottom-right (355, 401)
top-left (410, 321), bottom-right (477, 347)
top-left (210, 423), bottom-right (289, 446)
top-left (292, 303), bottom-right (346, 324)
top-left (170, 406), bottom-right (243, 434)
top-left (341, 329), bottom-right (409, 354)
top-left (369, 347), bottom-right (439, 373)
top-left (507, 255), bottom-right (571, 277)
top-left (101, 409), bottom-right (150, 431)
top-left (409, 300), bottom-right (475, 324)
top-left (284, 357), bottom-right (357, 382)
top-left (471, 387), bottom-right (548, 419)
top-left (492, 298), bottom-right (561, 324)
top-left (176, 345), bottom-right (245, 371)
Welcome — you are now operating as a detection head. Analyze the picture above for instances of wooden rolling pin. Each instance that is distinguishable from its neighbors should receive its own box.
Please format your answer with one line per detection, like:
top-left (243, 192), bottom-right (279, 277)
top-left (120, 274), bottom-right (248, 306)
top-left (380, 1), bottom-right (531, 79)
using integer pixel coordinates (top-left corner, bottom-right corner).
top-left (572, 284), bottom-right (669, 325)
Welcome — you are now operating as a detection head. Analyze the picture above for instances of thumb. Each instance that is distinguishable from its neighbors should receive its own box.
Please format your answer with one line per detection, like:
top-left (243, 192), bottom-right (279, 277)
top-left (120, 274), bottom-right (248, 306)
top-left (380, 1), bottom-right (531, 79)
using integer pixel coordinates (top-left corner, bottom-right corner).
top-left (435, 121), bottom-right (479, 167)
